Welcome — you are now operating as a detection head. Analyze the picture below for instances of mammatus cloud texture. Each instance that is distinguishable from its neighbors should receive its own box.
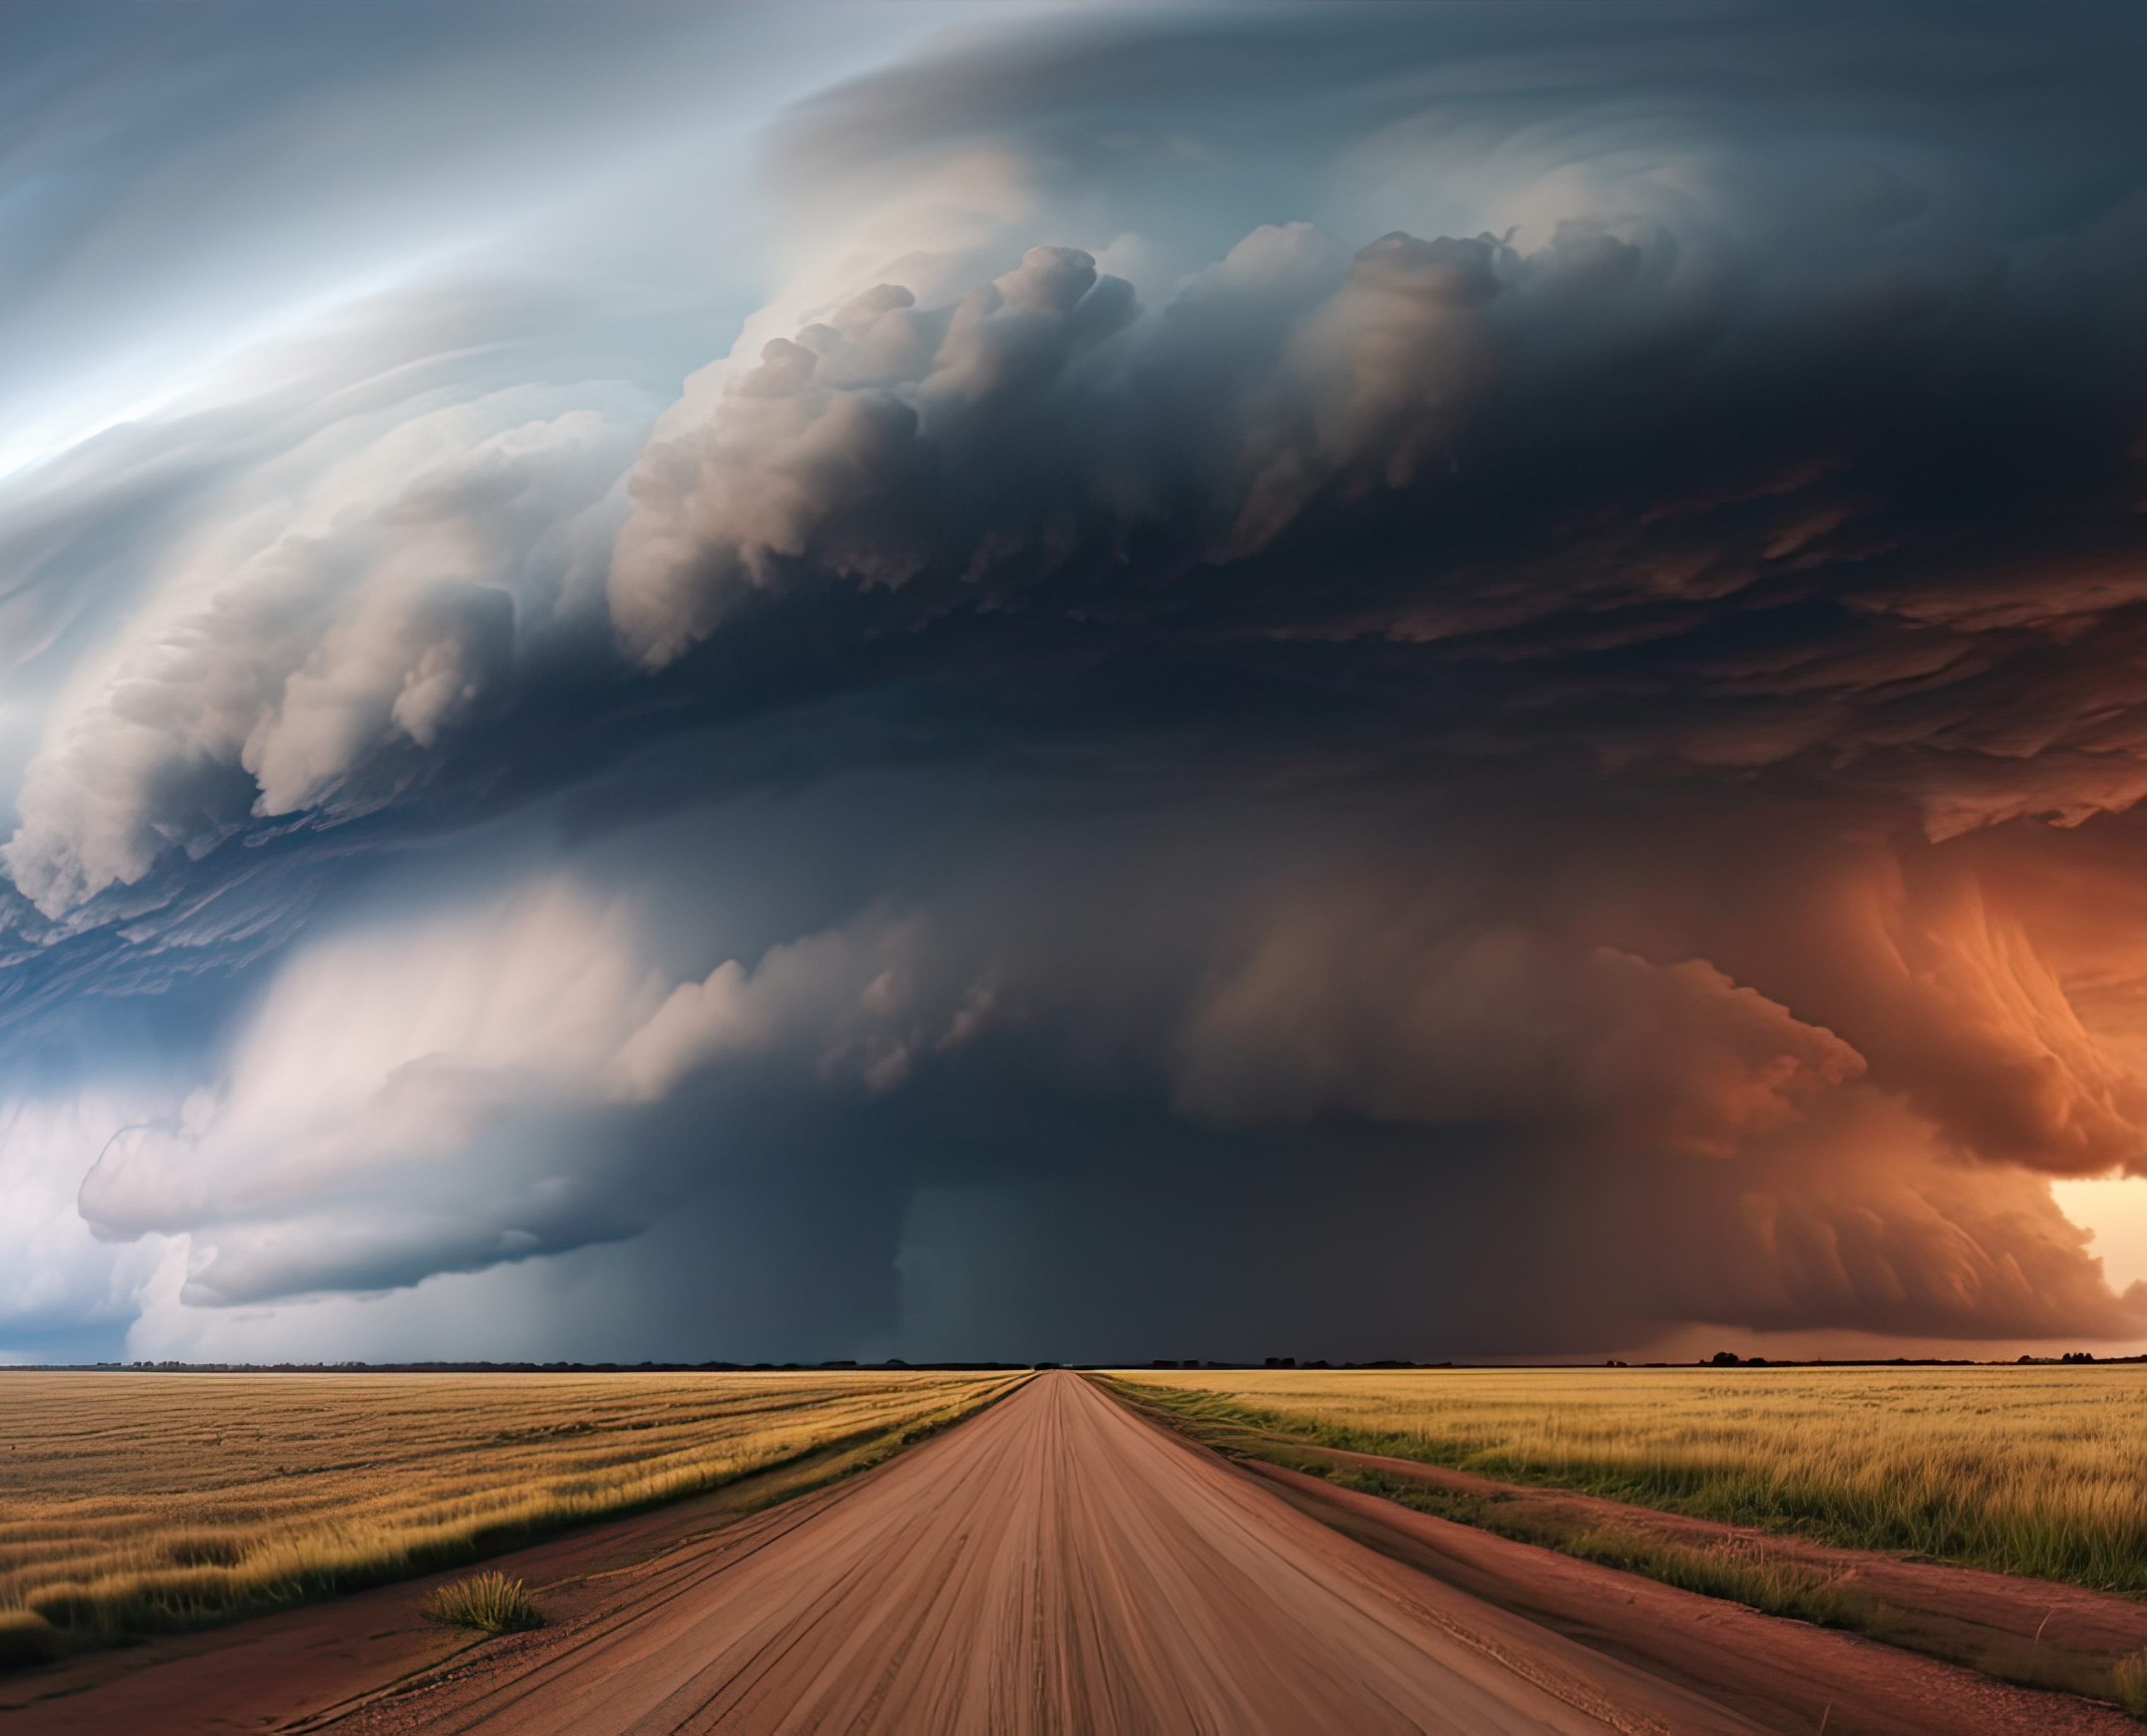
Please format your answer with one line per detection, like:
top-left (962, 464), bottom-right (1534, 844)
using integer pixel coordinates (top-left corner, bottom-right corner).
top-left (4, 1), bottom-right (2147, 1362)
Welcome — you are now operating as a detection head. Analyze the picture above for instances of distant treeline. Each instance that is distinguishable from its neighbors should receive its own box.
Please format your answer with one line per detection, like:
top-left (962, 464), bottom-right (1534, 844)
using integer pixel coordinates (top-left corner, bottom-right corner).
top-left (8, 1352), bottom-right (2143, 1374)
top-left (1151, 1354), bottom-right (2147, 1370)
top-left (6, 1359), bottom-right (1042, 1375)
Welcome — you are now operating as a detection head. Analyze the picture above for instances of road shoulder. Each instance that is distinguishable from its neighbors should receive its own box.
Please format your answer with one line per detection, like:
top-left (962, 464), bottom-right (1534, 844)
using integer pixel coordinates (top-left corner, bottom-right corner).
top-left (1094, 1374), bottom-right (2144, 1733)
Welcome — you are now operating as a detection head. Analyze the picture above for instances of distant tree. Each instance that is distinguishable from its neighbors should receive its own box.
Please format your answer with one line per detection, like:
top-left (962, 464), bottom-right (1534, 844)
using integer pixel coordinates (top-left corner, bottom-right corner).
top-left (1709, 1351), bottom-right (1743, 1366)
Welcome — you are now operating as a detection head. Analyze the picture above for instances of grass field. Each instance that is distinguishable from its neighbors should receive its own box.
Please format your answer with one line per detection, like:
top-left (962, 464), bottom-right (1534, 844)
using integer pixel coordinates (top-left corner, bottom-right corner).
top-left (1111, 1364), bottom-right (2147, 1596)
top-left (0, 1368), bottom-right (1016, 1650)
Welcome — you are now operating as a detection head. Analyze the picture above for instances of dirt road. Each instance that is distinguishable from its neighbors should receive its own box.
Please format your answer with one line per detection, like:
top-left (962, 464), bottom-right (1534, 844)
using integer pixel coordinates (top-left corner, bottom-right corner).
top-left (11, 1369), bottom-right (2133, 1734)
top-left (376, 1371), bottom-right (1759, 1733)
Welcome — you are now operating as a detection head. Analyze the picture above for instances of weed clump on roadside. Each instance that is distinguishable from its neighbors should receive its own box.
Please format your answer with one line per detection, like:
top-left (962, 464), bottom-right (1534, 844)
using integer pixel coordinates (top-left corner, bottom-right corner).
top-left (2110, 1648), bottom-right (2147, 1718)
top-left (418, 1572), bottom-right (541, 1633)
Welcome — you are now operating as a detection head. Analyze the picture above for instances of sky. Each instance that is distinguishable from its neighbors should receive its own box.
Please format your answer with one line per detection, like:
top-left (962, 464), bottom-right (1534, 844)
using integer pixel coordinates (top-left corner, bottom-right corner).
top-left (3, 0), bottom-right (2147, 1366)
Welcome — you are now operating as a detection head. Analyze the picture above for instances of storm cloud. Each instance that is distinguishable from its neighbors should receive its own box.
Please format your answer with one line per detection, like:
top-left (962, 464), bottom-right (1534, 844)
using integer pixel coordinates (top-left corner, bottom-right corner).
top-left (4, 1), bottom-right (2147, 1364)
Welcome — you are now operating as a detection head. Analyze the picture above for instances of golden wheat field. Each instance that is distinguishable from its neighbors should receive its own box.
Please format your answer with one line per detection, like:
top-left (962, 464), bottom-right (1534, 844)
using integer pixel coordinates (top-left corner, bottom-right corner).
top-left (1114, 1364), bottom-right (2147, 1593)
top-left (0, 1368), bottom-right (1015, 1645)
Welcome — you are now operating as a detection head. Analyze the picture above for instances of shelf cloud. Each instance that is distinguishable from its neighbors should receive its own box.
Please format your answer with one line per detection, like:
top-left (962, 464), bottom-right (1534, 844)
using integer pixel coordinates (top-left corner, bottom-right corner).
top-left (3, 1), bottom-right (2146, 1363)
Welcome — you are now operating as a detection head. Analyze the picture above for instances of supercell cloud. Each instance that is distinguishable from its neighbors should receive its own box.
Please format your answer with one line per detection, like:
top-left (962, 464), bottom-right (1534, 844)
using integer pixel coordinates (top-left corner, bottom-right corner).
top-left (3, 1), bottom-right (2147, 1363)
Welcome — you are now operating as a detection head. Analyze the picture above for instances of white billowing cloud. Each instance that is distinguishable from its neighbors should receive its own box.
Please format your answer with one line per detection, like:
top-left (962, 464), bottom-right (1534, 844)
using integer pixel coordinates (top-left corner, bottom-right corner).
top-left (118, 1236), bottom-right (608, 1366)
top-left (602, 201), bottom-right (1720, 667)
top-left (3, 389), bottom-right (644, 917)
top-left (611, 910), bottom-right (996, 1102)
top-left (609, 242), bottom-right (1138, 664)
top-left (0, 1093), bottom-right (172, 1354)
top-left (75, 878), bottom-right (662, 1301)
top-left (66, 872), bottom-right (997, 1305)
top-left (610, 217), bottom-right (1458, 665)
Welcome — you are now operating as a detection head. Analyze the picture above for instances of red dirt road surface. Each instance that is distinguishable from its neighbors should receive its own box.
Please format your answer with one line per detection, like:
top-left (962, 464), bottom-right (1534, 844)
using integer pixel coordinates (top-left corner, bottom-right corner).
top-left (8, 1371), bottom-right (2135, 1733)
top-left (364, 1369), bottom-right (1729, 1735)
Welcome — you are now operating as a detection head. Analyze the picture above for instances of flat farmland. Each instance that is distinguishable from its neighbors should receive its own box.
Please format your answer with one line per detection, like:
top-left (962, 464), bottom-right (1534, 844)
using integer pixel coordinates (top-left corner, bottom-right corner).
top-left (9, 1371), bottom-right (2143, 1733)
top-left (1113, 1365), bottom-right (2147, 1594)
top-left (0, 1368), bottom-right (1014, 1647)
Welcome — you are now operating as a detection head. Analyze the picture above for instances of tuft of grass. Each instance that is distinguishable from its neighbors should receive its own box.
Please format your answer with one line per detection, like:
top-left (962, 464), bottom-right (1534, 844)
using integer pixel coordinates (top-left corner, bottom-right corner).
top-left (163, 1532), bottom-right (245, 1569)
top-left (418, 1571), bottom-right (541, 1634)
top-left (2111, 1649), bottom-right (2147, 1718)
top-left (0, 1607), bottom-right (64, 1667)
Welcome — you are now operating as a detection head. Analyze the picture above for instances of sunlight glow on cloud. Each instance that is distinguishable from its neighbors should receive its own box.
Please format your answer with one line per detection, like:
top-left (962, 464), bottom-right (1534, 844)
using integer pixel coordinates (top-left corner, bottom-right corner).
top-left (2053, 1178), bottom-right (2147, 1298)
